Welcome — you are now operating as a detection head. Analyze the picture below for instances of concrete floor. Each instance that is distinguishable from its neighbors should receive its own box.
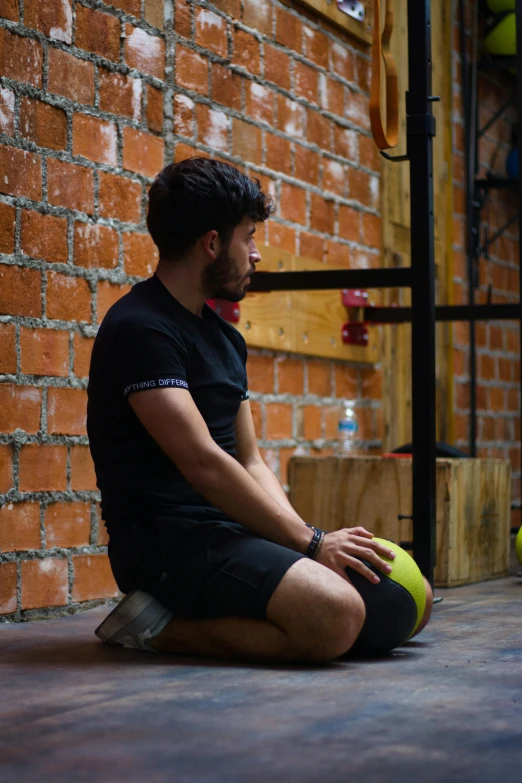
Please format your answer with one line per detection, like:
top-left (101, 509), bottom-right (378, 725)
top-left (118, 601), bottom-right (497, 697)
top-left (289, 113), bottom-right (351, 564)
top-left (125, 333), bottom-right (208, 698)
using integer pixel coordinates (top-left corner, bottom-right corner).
top-left (1, 578), bottom-right (522, 783)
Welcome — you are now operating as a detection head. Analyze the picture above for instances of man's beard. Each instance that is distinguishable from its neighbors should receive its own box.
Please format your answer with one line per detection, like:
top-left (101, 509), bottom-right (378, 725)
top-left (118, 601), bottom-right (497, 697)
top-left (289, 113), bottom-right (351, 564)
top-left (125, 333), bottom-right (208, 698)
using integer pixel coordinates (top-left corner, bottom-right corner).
top-left (201, 245), bottom-right (247, 302)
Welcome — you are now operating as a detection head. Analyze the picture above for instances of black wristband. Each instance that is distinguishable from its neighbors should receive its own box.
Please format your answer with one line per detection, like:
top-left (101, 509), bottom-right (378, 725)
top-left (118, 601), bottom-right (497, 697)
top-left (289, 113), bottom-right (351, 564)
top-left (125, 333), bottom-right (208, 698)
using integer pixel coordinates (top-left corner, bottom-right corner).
top-left (305, 522), bottom-right (326, 535)
top-left (314, 530), bottom-right (326, 560)
top-left (306, 526), bottom-right (322, 559)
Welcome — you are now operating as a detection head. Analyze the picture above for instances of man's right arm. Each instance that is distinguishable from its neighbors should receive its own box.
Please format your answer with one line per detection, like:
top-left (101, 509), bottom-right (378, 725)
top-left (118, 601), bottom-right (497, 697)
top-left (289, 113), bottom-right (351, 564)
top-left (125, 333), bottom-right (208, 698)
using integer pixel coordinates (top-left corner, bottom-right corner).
top-left (128, 386), bottom-right (314, 555)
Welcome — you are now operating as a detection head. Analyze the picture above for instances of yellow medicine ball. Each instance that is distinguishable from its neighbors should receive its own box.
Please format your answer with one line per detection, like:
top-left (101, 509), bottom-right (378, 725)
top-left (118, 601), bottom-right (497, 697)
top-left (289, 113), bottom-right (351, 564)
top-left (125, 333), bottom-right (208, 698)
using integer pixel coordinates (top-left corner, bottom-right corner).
top-left (486, 1), bottom-right (515, 12)
top-left (516, 525), bottom-right (522, 567)
top-left (346, 537), bottom-right (427, 656)
top-left (484, 13), bottom-right (516, 57)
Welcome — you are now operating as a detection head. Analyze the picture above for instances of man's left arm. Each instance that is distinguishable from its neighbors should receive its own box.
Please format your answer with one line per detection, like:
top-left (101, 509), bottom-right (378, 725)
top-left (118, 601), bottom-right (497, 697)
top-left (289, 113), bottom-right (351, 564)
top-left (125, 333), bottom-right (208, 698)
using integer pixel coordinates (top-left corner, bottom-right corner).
top-left (234, 400), bottom-right (305, 523)
top-left (234, 400), bottom-right (376, 546)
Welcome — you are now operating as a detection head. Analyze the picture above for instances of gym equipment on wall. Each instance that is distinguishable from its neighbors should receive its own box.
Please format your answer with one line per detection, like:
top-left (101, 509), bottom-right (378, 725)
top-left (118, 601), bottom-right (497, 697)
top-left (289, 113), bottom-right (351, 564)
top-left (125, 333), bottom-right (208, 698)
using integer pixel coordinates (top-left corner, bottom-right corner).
top-left (251, 0), bottom-right (438, 583)
top-left (370, 0), bottom-right (399, 150)
top-left (249, 0), bottom-right (522, 584)
top-left (461, 0), bottom-right (522, 483)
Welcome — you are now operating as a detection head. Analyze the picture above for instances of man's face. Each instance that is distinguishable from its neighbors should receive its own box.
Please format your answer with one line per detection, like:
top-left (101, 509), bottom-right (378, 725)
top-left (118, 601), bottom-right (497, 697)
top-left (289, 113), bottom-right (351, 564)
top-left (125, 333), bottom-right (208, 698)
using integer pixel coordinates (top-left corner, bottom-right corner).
top-left (202, 217), bottom-right (261, 302)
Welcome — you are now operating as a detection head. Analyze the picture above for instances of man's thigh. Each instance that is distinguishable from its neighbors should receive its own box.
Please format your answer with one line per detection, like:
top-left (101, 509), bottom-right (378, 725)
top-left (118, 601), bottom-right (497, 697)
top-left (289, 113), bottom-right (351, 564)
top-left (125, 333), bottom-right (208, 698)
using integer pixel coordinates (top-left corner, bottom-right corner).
top-left (184, 529), bottom-right (306, 621)
top-left (265, 557), bottom-right (356, 636)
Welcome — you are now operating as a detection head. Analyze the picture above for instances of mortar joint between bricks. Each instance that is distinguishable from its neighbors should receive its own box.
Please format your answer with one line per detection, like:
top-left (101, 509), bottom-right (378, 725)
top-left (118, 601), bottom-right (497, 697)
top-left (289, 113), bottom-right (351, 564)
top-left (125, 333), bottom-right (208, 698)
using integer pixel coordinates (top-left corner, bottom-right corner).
top-left (0, 17), bottom-right (31, 38)
top-left (6, 202), bottom-right (78, 222)
top-left (78, 0), bottom-right (165, 31)
top-left (11, 549), bottom-right (74, 563)
top-left (15, 558), bottom-right (22, 618)
top-left (67, 330), bottom-right (76, 380)
top-left (67, 552), bottom-right (74, 603)
top-left (0, 551), bottom-right (20, 565)
top-left (0, 373), bottom-right (17, 386)
top-left (40, 265), bottom-right (49, 319)
top-left (90, 501), bottom-right (99, 547)
top-left (113, 226), bottom-right (124, 274)
top-left (40, 384), bottom-right (48, 436)
top-left (260, 439), bottom-right (300, 449)
top-left (0, 490), bottom-right (100, 505)
top-left (1, 312), bottom-right (86, 331)
top-left (38, 499), bottom-right (47, 549)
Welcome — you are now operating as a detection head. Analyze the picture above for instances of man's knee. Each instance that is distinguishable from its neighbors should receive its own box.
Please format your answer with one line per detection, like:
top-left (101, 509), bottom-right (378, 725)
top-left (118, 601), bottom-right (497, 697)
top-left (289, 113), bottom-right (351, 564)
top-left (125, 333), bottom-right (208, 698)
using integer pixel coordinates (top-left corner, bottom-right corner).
top-left (266, 559), bottom-right (366, 663)
top-left (303, 587), bottom-right (366, 662)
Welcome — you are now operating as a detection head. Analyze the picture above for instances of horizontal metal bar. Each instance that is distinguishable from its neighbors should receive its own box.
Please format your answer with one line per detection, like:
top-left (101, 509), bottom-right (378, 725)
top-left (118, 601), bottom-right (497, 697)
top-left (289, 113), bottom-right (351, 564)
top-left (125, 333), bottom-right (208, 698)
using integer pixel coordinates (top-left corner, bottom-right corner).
top-left (479, 57), bottom-right (517, 71)
top-left (363, 303), bottom-right (521, 323)
top-left (475, 177), bottom-right (518, 191)
top-left (248, 267), bottom-right (412, 292)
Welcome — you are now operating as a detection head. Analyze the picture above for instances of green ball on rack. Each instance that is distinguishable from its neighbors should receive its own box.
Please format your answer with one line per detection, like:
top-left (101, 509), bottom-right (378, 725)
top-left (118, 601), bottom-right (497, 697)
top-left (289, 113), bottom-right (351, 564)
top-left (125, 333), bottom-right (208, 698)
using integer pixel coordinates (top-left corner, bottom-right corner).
top-left (486, 1), bottom-right (515, 12)
top-left (484, 13), bottom-right (516, 58)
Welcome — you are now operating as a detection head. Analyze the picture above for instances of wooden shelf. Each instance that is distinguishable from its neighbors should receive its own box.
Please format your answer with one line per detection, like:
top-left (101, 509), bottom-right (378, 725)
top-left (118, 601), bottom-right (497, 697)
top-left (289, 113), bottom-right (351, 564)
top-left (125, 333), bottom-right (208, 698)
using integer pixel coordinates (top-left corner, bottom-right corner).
top-left (238, 245), bottom-right (381, 363)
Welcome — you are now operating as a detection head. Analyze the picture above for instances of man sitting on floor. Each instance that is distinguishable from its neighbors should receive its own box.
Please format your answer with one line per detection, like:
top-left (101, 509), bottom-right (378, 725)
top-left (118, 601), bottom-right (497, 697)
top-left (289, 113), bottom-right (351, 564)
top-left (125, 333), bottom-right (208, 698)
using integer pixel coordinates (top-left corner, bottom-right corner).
top-left (88, 158), bottom-right (432, 663)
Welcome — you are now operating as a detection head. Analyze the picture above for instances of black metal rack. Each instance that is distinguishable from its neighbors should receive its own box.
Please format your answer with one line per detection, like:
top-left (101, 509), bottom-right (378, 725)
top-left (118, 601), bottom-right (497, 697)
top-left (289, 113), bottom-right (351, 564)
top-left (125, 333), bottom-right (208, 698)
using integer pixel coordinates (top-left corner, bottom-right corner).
top-left (248, 0), bottom-right (522, 584)
top-left (461, 1), bottom-right (522, 461)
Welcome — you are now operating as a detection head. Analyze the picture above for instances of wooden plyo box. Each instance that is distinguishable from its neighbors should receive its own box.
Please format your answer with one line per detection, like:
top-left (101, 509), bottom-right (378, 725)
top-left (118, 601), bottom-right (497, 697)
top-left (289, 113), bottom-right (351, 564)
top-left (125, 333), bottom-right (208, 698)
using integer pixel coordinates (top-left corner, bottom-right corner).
top-left (288, 456), bottom-right (512, 587)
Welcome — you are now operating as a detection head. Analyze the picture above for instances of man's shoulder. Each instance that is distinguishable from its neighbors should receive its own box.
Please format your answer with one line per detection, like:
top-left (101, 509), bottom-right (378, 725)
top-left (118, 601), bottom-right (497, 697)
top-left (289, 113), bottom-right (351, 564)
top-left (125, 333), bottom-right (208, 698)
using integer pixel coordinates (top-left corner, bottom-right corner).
top-left (92, 282), bottom-right (191, 367)
top-left (103, 279), bottom-right (155, 324)
top-left (101, 279), bottom-right (177, 335)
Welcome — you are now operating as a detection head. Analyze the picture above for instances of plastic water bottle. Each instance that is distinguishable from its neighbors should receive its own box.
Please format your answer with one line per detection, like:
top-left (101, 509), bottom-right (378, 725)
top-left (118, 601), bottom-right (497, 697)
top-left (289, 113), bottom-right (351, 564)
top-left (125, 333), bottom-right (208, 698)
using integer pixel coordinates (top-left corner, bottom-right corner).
top-left (338, 405), bottom-right (358, 454)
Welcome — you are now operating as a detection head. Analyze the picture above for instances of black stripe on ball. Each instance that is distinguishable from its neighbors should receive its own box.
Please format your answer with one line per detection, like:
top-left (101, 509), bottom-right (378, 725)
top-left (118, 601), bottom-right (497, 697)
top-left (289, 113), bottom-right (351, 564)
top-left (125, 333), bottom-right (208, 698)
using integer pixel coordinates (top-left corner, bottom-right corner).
top-left (345, 562), bottom-right (418, 656)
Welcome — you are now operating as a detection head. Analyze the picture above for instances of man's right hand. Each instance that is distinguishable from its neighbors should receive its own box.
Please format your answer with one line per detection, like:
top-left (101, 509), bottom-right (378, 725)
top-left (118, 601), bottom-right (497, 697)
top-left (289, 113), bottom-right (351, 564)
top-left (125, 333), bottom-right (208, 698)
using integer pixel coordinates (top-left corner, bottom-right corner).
top-left (315, 526), bottom-right (396, 584)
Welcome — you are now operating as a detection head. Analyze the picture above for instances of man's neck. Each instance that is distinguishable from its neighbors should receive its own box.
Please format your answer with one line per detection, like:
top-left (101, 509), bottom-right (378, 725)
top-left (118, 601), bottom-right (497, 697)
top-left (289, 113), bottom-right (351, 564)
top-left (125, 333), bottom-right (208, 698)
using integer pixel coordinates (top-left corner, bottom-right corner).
top-left (155, 258), bottom-right (206, 318)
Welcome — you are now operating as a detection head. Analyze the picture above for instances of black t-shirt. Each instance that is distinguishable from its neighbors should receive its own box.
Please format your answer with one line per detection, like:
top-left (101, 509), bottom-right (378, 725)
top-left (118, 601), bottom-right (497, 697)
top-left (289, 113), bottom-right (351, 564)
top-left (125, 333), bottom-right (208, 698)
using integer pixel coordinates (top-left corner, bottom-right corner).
top-left (87, 273), bottom-right (249, 534)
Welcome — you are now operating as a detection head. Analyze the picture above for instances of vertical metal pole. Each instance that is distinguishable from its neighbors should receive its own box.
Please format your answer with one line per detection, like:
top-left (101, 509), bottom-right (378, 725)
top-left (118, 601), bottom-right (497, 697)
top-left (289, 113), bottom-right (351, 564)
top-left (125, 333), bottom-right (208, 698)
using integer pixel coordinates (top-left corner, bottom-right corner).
top-left (517, 1), bottom-right (522, 512)
top-left (468, 3), bottom-right (479, 457)
top-left (408, 0), bottom-right (437, 583)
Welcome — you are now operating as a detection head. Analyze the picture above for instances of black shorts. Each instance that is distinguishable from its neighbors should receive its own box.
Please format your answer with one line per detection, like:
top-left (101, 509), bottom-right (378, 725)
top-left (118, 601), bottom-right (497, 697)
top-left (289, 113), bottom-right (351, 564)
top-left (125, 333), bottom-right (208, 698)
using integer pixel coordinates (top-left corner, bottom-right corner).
top-left (108, 515), bottom-right (305, 621)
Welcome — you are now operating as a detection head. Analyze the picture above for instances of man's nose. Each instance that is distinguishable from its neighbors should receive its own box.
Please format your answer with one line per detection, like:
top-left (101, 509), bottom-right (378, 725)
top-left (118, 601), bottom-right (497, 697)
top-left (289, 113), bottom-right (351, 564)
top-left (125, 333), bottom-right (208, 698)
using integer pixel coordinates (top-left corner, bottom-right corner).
top-left (250, 243), bottom-right (262, 264)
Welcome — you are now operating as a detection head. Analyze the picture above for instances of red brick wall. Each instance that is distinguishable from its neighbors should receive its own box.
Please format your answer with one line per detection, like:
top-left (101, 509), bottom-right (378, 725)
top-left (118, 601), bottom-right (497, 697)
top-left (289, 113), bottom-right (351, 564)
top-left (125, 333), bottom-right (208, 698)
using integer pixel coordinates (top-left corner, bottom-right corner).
top-left (0, 0), bottom-right (381, 620)
top-left (452, 3), bottom-right (520, 528)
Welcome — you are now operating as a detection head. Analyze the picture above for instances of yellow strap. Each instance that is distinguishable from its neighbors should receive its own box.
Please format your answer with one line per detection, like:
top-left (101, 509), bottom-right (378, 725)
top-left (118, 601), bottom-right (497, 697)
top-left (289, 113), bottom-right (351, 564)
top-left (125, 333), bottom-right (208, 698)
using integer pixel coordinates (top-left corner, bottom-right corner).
top-left (369, 0), bottom-right (399, 150)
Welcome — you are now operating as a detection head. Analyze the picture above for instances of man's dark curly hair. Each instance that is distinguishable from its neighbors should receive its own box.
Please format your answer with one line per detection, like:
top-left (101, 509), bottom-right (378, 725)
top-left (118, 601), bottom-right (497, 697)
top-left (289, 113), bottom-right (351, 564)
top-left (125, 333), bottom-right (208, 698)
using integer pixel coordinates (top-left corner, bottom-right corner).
top-left (147, 157), bottom-right (274, 261)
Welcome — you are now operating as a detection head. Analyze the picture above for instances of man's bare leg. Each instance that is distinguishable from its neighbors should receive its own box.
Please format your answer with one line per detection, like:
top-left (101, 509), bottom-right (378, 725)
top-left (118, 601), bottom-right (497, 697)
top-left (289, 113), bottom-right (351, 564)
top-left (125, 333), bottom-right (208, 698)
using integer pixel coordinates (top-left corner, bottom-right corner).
top-left (151, 558), bottom-right (365, 664)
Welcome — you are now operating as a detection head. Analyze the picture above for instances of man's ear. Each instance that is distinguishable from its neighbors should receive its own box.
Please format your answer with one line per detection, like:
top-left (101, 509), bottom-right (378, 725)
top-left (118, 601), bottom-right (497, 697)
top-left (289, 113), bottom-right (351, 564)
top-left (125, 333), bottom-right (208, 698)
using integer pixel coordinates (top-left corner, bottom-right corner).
top-left (201, 229), bottom-right (220, 260)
